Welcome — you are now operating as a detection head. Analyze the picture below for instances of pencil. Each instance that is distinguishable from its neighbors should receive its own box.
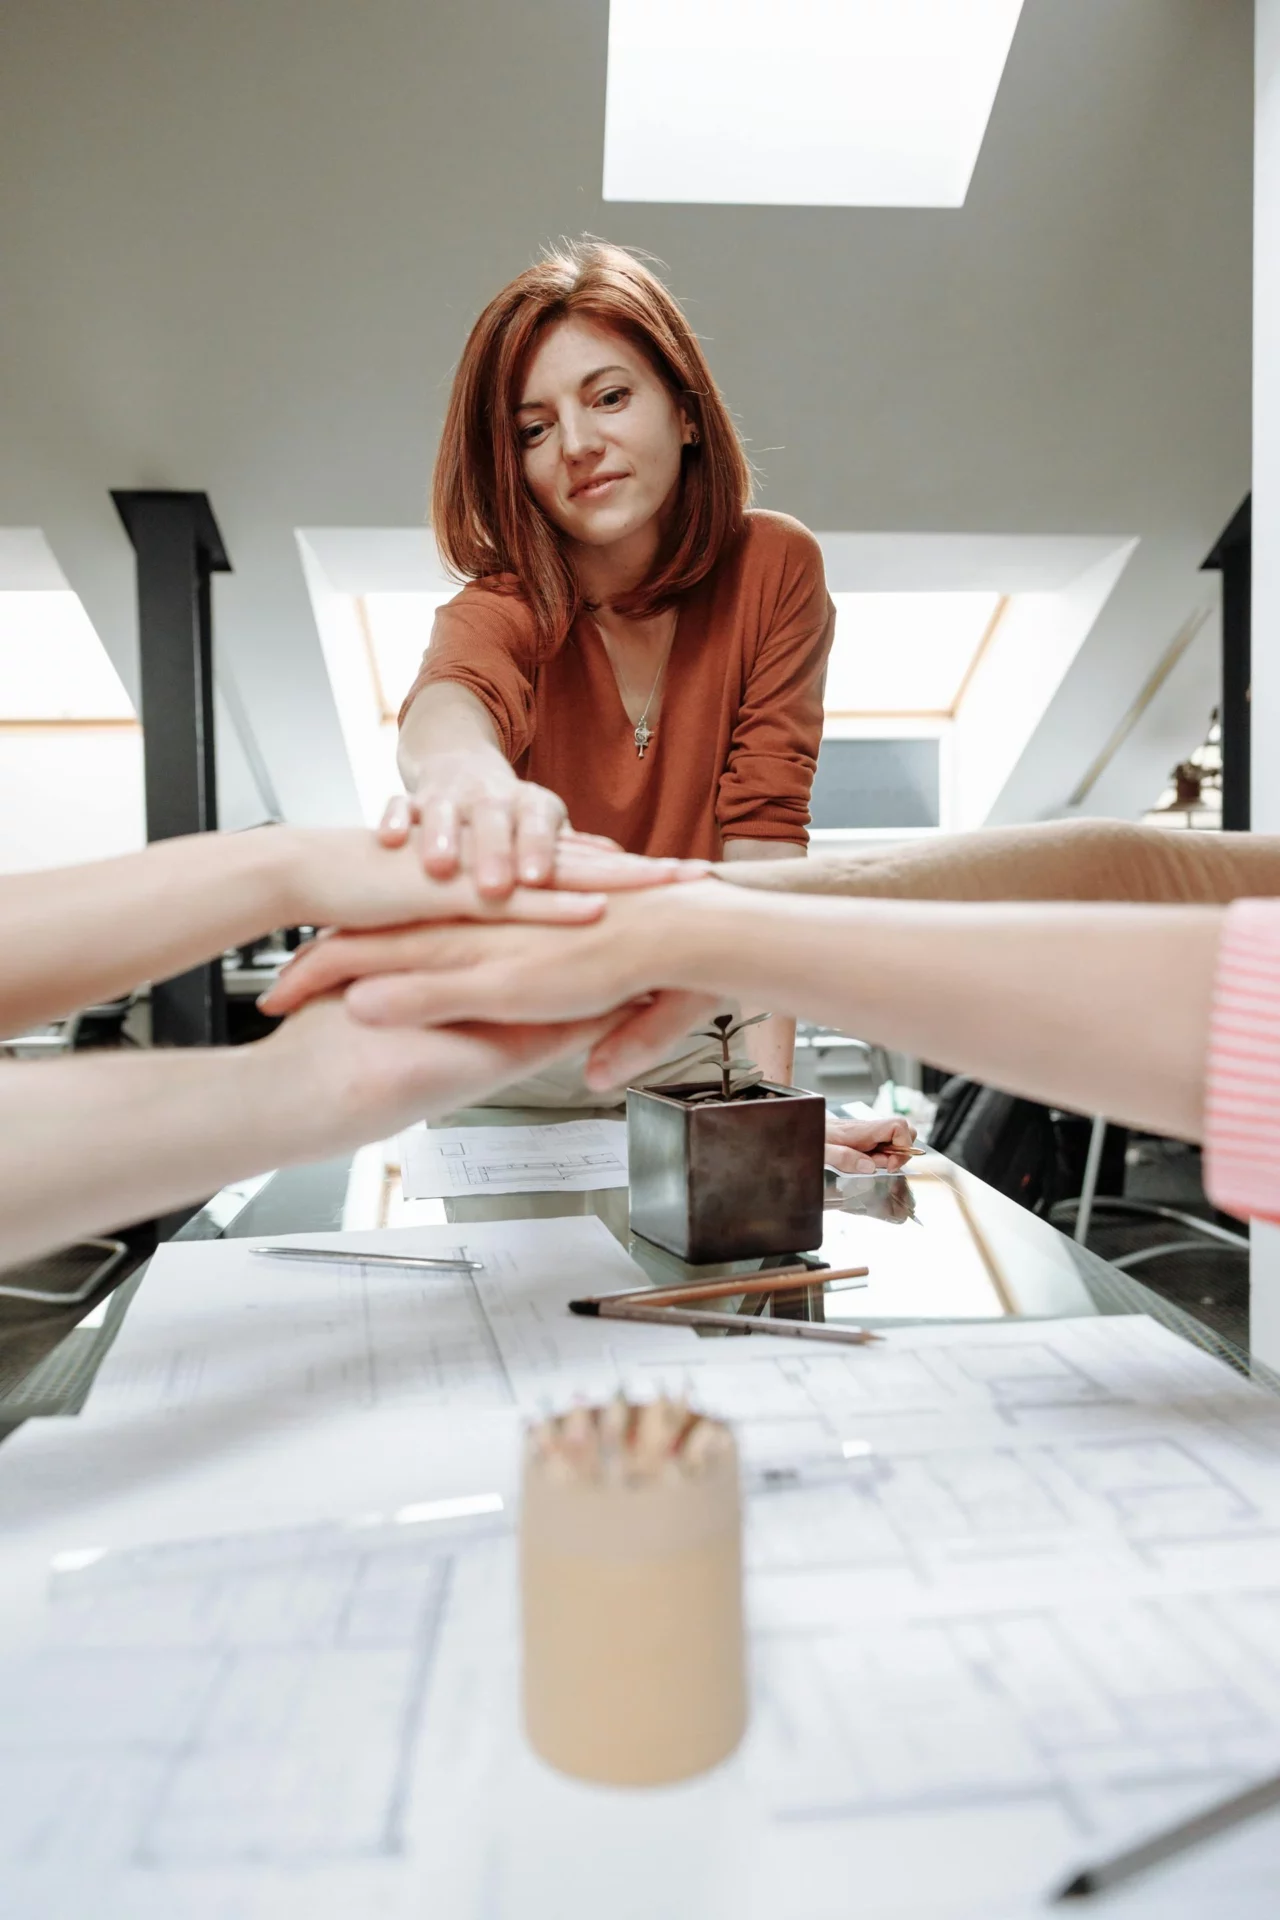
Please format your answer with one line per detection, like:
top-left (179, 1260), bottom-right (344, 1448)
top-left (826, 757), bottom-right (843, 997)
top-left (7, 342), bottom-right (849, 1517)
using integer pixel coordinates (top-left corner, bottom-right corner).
top-left (570, 1263), bottom-right (870, 1314)
top-left (828, 1144), bottom-right (927, 1162)
top-left (1055, 1769), bottom-right (1280, 1900)
top-left (580, 1299), bottom-right (881, 1346)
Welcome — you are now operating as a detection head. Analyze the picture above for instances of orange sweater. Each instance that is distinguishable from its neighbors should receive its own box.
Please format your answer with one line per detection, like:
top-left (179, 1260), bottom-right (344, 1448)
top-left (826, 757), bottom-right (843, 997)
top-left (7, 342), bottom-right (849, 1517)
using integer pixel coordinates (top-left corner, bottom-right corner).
top-left (399, 511), bottom-right (834, 860)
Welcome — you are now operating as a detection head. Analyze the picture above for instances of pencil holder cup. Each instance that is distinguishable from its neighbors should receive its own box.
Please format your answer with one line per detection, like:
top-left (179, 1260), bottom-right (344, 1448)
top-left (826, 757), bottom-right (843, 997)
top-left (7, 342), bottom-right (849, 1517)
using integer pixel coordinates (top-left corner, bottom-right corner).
top-left (519, 1403), bottom-right (747, 1787)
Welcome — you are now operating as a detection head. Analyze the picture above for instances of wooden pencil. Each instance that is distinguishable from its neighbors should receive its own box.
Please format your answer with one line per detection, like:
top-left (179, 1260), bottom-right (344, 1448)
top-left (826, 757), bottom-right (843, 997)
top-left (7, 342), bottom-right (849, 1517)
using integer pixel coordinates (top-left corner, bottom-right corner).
top-left (587, 1299), bottom-right (881, 1346)
top-left (570, 1263), bottom-right (870, 1314)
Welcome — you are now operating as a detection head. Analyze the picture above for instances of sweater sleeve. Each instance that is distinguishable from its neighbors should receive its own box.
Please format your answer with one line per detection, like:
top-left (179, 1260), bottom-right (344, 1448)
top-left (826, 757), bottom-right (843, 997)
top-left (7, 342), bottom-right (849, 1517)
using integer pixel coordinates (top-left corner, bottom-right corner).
top-left (397, 584), bottom-right (539, 763)
top-left (716, 523), bottom-right (834, 847)
top-left (713, 820), bottom-right (1280, 901)
top-left (1204, 899), bottom-right (1280, 1223)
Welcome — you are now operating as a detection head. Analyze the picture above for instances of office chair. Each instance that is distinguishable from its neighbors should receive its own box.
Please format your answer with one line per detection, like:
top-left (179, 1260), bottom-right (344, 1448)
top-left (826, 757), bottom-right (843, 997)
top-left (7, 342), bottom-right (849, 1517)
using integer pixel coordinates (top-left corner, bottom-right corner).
top-left (1053, 1112), bottom-right (1248, 1266)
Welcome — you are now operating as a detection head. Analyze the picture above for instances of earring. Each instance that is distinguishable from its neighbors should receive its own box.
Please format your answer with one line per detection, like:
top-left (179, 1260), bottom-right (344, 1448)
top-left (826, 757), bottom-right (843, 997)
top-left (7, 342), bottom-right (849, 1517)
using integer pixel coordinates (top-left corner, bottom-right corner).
top-left (688, 427), bottom-right (701, 447)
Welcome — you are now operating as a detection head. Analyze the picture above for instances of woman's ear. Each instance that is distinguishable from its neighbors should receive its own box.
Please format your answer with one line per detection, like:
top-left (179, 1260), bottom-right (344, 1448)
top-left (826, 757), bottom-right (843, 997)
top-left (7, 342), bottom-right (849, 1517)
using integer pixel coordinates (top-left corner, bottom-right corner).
top-left (681, 414), bottom-right (701, 448)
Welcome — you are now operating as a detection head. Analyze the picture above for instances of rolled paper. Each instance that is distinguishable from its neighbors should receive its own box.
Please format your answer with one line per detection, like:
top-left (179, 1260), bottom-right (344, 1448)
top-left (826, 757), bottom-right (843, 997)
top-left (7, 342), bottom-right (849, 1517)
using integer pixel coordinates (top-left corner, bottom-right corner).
top-left (520, 1400), bottom-right (747, 1786)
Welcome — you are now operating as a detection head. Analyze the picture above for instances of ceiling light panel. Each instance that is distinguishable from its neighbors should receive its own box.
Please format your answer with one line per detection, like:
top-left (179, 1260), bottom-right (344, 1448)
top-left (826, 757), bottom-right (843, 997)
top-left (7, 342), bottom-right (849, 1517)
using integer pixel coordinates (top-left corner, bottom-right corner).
top-left (604, 0), bottom-right (1025, 207)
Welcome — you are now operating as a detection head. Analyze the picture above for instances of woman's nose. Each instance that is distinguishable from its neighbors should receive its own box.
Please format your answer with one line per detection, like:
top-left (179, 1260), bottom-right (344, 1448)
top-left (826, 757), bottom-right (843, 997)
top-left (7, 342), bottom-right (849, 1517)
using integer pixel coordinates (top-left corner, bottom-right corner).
top-left (561, 407), bottom-right (606, 461)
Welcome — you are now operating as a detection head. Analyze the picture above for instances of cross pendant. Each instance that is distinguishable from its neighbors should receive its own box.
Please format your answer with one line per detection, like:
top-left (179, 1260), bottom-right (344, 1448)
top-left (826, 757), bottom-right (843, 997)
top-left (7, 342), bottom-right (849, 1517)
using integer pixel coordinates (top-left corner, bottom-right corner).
top-left (635, 718), bottom-right (653, 758)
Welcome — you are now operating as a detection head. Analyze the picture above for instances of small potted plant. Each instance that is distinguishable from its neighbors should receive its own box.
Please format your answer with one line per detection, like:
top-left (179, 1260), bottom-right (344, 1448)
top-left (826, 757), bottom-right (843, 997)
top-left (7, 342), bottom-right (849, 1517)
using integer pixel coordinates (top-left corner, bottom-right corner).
top-left (626, 1015), bottom-right (826, 1263)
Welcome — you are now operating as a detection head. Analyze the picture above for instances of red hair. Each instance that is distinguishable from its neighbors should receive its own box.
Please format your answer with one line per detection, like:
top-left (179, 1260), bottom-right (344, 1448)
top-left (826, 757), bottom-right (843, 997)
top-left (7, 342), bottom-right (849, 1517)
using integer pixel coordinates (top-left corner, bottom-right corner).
top-left (431, 239), bottom-right (752, 648)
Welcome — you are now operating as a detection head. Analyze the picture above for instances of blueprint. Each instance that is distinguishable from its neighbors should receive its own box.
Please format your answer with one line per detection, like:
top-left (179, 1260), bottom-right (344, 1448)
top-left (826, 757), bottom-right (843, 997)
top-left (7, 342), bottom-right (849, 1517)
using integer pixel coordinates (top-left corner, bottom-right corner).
top-left (0, 1509), bottom-right (514, 1918)
top-left (399, 1119), bottom-right (628, 1198)
top-left (80, 1215), bottom-right (696, 1424)
top-left (11, 1301), bottom-right (1280, 1914)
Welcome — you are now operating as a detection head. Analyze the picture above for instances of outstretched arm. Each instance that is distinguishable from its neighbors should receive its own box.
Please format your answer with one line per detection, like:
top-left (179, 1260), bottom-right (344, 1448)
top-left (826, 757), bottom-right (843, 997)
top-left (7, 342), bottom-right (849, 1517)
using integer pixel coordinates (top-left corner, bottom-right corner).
top-left (714, 819), bottom-right (1280, 907)
top-left (617, 890), bottom-right (1220, 1144)
top-left (0, 1000), bottom-right (607, 1269)
top-left (0, 826), bottom-right (698, 1038)
top-left (264, 885), bottom-right (1222, 1145)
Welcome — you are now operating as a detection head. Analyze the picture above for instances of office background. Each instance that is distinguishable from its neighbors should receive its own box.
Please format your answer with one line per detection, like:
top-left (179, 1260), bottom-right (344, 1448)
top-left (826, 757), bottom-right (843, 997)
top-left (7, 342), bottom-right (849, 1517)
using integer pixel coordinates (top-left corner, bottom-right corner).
top-left (0, 0), bottom-right (1251, 866)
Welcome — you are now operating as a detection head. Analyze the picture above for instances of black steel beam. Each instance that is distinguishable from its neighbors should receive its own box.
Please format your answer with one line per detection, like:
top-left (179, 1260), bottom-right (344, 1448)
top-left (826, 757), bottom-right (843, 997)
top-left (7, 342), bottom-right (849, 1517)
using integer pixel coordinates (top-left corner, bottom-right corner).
top-left (1202, 495), bottom-right (1251, 833)
top-left (112, 490), bottom-right (233, 1047)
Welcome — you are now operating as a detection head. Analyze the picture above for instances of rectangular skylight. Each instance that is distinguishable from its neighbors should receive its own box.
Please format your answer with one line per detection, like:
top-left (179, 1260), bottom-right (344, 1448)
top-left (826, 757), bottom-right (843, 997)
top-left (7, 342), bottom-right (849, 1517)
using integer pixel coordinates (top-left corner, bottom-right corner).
top-left (604, 0), bottom-right (1025, 207)
top-left (824, 592), bottom-right (1001, 713)
top-left (360, 592), bottom-right (453, 723)
top-left (0, 591), bottom-right (136, 721)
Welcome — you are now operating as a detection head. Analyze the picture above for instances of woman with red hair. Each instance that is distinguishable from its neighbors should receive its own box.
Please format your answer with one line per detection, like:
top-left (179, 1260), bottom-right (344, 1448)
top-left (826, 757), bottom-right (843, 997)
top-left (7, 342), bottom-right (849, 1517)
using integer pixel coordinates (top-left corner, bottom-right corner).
top-left (384, 239), bottom-right (906, 1157)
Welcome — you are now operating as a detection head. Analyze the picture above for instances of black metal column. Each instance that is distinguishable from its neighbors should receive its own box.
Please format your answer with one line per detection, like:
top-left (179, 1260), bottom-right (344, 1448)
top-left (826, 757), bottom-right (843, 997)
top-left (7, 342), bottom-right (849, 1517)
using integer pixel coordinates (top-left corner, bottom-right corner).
top-left (1202, 495), bottom-right (1251, 833)
top-left (112, 490), bottom-right (232, 1046)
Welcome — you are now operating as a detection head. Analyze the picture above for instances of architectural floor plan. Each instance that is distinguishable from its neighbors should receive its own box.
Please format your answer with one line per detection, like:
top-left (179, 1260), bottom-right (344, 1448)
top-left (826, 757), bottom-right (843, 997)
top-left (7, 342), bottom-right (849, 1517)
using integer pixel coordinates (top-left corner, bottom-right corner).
top-left (10, 1283), bottom-right (1280, 1913)
top-left (399, 1120), bottom-right (628, 1198)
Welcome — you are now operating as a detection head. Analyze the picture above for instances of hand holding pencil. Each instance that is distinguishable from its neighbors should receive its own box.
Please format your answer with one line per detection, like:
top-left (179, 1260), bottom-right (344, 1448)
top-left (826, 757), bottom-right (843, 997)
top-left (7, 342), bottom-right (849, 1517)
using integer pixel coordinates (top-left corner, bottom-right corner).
top-left (824, 1114), bottom-right (920, 1175)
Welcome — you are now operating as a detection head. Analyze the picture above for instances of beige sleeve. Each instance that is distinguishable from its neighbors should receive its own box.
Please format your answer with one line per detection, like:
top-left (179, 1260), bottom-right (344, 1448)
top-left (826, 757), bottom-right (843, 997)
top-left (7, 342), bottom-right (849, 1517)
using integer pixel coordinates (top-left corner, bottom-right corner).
top-left (713, 819), bottom-right (1280, 906)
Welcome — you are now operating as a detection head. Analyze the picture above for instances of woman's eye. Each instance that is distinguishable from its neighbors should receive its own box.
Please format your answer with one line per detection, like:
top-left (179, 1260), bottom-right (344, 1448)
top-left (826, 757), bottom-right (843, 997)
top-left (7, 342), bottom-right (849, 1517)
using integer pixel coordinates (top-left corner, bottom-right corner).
top-left (597, 387), bottom-right (629, 409)
top-left (519, 422), bottom-right (549, 447)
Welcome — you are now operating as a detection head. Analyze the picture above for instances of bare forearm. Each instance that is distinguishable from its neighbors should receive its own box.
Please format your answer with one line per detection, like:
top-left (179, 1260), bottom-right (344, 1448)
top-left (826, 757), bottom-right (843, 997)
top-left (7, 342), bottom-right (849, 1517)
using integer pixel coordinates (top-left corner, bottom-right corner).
top-left (0, 1048), bottom-right (294, 1267)
top-left (396, 684), bottom-right (508, 789)
top-left (713, 820), bottom-right (1280, 907)
top-left (0, 831), bottom-right (292, 1034)
top-left (669, 892), bottom-right (1221, 1141)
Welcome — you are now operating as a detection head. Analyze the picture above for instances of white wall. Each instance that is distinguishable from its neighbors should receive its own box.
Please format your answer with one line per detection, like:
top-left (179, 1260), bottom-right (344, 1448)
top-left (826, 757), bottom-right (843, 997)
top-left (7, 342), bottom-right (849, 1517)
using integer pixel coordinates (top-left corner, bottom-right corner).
top-left (952, 542), bottom-right (1136, 829)
top-left (295, 533), bottom-right (399, 827)
top-left (0, 729), bottom-right (144, 873)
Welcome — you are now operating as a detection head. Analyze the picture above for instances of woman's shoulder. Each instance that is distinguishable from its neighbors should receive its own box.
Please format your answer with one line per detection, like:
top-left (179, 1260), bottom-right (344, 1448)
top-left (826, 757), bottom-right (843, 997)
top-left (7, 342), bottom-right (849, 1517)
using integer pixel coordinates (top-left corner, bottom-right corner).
top-left (733, 510), bottom-right (826, 582)
top-left (433, 574), bottom-right (539, 653)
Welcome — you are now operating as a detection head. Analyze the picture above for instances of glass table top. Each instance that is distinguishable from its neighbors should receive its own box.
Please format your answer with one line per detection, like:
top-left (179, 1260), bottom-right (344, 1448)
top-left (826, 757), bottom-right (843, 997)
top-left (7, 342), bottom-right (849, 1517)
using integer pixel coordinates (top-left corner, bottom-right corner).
top-left (0, 1106), bottom-right (1257, 1432)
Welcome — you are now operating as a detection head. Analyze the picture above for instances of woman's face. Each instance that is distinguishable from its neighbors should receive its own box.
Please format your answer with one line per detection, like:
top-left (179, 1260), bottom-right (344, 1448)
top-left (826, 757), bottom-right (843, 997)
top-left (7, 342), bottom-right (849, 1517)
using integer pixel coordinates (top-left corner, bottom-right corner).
top-left (515, 318), bottom-right (693, 556)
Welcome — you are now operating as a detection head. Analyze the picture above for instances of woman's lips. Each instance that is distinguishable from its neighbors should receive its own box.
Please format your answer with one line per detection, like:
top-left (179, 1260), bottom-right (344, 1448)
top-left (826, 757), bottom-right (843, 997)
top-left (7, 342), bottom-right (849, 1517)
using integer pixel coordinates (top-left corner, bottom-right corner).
top-left (571, 474), bottom-right (626, 501)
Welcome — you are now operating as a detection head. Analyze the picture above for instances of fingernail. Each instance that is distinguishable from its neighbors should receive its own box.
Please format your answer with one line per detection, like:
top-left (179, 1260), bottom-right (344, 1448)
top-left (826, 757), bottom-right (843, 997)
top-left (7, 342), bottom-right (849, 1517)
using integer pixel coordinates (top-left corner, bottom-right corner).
top-left (522, 861), bottom-right (543, 883)
top-left (383, 796), bottom-right (410, 829)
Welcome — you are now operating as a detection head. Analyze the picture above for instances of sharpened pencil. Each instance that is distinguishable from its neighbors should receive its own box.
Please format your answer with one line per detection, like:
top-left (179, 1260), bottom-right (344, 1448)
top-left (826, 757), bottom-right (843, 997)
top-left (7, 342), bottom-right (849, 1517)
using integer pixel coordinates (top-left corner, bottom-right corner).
top-left (1054, 1769), bottom-right (1280, 1900)
top-left (575, 1299), bottom-right (881, 1346)
top-left (570, 1263), bottom-right (870, 1314)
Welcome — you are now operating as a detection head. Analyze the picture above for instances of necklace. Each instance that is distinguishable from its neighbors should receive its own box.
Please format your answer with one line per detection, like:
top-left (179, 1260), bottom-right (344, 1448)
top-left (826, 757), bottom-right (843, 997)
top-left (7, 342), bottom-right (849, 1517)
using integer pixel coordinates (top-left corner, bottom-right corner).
top-left (629, 668), bottom-right (663, 759)
top-left (597, 618), bottom-right (675, 759)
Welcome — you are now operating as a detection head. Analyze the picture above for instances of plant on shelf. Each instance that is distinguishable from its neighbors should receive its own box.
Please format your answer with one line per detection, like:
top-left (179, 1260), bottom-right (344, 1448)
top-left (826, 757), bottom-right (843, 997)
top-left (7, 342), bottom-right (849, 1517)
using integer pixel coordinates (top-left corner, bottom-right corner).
top-left (687, 1011), bottom-right (772, 1103)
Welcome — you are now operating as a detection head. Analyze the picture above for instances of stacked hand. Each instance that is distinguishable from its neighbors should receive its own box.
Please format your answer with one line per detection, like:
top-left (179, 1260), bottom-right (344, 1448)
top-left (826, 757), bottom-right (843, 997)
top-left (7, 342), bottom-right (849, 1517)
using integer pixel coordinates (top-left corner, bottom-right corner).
top-left (262, 866), bottom-right (918, 1172)
top-left (380, 773), bottom-right (618, 899)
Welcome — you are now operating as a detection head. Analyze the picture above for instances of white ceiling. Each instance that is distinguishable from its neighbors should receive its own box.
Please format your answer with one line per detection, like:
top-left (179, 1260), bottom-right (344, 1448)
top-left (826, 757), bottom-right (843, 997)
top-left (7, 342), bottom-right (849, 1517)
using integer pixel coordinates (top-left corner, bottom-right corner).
top-left (0, 0), bottom-right (1253, 829)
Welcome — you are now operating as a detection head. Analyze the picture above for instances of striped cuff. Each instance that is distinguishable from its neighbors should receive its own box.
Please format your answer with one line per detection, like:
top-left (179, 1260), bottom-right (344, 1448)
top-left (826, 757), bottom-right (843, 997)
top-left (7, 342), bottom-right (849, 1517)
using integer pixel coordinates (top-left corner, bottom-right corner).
top-left (1204, 899), bottom-right (1280, 1223)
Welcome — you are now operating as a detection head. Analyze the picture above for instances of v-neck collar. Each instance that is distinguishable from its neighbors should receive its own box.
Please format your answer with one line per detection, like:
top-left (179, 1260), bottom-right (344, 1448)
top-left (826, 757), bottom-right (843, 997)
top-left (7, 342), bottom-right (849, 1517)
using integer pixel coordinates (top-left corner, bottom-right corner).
top-left (585, 603), bottom-right (684, 741)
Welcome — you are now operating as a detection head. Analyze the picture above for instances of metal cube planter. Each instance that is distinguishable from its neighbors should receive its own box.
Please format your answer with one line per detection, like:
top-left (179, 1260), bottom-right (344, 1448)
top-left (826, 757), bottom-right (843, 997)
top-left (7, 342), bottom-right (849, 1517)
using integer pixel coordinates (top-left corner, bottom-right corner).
top-left (626, 1081), bottom-right (826, 1264)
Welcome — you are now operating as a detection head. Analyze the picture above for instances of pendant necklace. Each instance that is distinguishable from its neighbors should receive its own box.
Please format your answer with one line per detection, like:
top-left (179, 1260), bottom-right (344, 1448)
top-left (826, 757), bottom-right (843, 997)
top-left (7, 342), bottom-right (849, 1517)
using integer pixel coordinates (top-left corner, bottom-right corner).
top-left (630, 673), bottom-right (662, 759)
top-left (606, 625), bottom-right (674, 760)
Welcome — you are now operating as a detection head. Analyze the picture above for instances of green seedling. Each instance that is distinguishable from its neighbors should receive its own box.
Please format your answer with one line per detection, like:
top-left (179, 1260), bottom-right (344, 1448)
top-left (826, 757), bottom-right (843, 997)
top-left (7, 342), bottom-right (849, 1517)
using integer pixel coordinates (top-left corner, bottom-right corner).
top-left (688, 1011), bottom-right (772, 1102)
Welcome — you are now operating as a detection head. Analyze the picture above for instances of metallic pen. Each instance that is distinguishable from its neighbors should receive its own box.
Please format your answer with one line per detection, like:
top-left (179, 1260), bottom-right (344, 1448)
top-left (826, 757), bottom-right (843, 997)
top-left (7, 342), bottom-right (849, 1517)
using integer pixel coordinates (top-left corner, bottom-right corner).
top-left (251, 1245), bottom-right (482, 1273)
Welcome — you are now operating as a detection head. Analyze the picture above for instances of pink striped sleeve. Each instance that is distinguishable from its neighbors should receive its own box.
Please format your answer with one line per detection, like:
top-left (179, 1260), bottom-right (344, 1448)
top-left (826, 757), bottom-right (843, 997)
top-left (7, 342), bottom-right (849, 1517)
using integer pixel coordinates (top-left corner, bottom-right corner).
top-left (1204, 899), bottom-right (1280, 1222)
